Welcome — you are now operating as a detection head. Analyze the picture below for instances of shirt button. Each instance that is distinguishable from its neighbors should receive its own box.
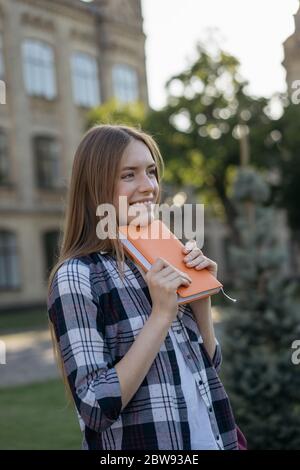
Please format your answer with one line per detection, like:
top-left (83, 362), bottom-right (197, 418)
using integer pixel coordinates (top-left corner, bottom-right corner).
top-left (186, 354), bottom-right (191, 359)
top-left (199, 380), bottom-right (203, 385)
top-left (216, 435), bottom-right (220, 441)
top-left (175, 330), bottom-right (181, 334)
top-left (209, 407), bottom-right (212, 412)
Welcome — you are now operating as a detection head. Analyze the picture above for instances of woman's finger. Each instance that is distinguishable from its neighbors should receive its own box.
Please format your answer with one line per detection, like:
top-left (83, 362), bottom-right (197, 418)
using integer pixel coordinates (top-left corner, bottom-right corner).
top-left (184, 247), bottom-right (202, 262)
top-left (161, 264), bottom-right (192, 282)
top-left (186, 254), bottom-right (205, 267)
top-left (195, 259), bottom-right (218, 277)
top-left (183, 239), bottom-right (197, 253)
top-left (165, 271), bottom-right (191, 283)
top-left (151, 257), bottom-right (169, 272)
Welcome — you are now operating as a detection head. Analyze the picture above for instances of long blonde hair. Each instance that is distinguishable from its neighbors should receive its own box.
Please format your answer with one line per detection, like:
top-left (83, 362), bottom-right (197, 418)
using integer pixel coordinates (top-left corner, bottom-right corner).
top-left (47, 124), bottom-right (164, 401)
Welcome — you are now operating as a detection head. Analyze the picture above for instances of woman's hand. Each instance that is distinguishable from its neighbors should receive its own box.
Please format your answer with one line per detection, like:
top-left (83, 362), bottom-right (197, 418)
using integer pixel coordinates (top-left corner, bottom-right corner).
top-left (145, 257), bottom-right (192, 323)
top-left (182, 239), bottom-right (218, 360)
top-left (182, 239), bottom-right (218, 278)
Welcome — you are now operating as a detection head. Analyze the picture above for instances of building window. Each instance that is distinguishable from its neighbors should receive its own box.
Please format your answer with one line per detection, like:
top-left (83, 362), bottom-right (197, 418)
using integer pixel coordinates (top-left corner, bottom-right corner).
top-left (71, 52), bottom-right (100, 107)
top-left (112, 64), bottom-right (139, 103)
top-left (43, 230), bottom-right (60, 277)
top-left (0, 129), bottom-right (9, 185)
top-left (33, 136), bottom-right (60, 189)
top-left (0, 34), bottom-right (5, 80)
top-left (22, 39), bottom-right (57, 99)
top-left (0, 231), bottom-right (20, 290)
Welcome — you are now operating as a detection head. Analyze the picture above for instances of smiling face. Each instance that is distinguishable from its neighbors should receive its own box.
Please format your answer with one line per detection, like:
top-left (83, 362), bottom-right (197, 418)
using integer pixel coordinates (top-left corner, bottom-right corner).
top-left (114, 138), bottom-right (159, 226)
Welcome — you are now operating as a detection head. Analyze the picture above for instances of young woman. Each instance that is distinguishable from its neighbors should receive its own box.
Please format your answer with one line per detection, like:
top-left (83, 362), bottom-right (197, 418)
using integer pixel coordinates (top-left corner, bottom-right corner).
top-left (47, 124), bottom-right (241, 450)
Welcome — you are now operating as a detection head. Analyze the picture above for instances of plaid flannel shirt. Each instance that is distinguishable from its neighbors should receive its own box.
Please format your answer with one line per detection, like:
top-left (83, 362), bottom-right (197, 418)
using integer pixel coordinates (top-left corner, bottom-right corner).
top-left (47, 252), bottom-right (238, 450)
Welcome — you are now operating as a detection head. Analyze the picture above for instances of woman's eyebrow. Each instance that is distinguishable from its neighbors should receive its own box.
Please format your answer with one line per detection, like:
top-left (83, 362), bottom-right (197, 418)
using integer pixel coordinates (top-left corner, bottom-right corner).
top-left (121, 163), bottom-right (157, 171)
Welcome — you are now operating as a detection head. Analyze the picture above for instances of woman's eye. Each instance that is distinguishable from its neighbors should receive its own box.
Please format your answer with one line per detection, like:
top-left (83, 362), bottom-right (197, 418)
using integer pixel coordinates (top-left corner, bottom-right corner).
top-left (121, 169), bottom-right (157, 180)
top-left (121, 173), bottom-right (134, 179)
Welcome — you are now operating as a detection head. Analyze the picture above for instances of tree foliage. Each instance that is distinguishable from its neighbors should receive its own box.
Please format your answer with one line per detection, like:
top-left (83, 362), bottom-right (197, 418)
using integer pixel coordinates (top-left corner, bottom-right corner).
top-left (221, 168), bottom-right (300, 449)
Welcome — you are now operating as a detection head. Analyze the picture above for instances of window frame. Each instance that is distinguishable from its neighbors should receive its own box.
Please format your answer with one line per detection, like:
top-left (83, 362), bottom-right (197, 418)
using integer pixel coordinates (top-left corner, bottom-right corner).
top-left (33, 135), bottom-right (61, 190)
top-left (71, 51), bottom-right (101, 108)
top-left (0, 230), bottom-right (21, 291)
top-left (22, 38), bottom-right (57, 100)
top-left (112, 63), bottom-right (139, 103)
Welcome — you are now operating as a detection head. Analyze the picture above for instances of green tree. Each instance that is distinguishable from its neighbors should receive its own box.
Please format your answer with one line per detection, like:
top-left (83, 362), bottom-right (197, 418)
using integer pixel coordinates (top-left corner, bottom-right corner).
top-left (221, 167), bottom-right (300, 449)
top-left (86, 44), bottom-right (300, 253)
top-left (143, 43), bottom-right (279, 241)
top-left (86, 98), bottom-right (147, 130)
top-left (272, 102), bottom-right (300, 274)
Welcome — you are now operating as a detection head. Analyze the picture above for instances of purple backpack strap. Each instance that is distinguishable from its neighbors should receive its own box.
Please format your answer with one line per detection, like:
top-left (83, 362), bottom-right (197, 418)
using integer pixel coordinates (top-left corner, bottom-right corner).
top-left (236, 425), bottom-right (247, 450)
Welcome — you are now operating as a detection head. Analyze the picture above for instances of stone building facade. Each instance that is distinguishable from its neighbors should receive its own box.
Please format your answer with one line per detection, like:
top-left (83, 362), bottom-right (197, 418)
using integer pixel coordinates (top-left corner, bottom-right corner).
top-left (0, 0), bottom-right (296, 311)
top-left (0, 0), bottom-right (148, 310)
top-left (283, 4), bottom-right (300, 92)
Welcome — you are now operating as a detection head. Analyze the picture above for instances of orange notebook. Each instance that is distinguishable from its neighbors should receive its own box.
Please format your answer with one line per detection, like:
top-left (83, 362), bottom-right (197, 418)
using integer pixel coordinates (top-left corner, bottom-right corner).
top-left (118, 219), bottom-right (223, 305)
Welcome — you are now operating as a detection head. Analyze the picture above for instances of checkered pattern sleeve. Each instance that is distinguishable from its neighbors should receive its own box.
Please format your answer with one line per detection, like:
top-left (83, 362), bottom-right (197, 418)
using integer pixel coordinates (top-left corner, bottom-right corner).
top-left (47, 259), bottom-right (123, 432)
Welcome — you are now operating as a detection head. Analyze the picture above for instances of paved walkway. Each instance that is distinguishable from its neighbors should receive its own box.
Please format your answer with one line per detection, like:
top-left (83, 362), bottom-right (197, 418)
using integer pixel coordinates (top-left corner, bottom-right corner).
top-left (0, 307), bottom-right (223, 388)
top-left (0, 329), bottom-right (59, 388)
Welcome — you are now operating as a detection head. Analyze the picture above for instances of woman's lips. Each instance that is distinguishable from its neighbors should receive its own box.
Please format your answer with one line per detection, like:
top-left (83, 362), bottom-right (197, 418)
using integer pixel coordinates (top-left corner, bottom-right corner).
top-left (129, 201), bottom-right (153, 207)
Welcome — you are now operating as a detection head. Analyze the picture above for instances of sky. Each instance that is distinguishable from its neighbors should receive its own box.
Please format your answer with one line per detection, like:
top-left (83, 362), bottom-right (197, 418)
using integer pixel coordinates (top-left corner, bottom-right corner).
top-left (141, 0), bottom-right (300, 110)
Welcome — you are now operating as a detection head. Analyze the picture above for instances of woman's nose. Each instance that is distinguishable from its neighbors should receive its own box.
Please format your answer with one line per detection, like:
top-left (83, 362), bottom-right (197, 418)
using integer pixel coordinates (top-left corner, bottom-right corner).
top-left (138, 173), bottom-right (155, 191)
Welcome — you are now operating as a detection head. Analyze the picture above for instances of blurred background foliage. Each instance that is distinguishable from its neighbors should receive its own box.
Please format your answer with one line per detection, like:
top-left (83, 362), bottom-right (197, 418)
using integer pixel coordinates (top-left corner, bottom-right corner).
top-left (87, 42), bottom-right (300, 449)
top-left (221, 168), bottom-right (300, 449)
top-left (88, 43), bottom-right (300, 249)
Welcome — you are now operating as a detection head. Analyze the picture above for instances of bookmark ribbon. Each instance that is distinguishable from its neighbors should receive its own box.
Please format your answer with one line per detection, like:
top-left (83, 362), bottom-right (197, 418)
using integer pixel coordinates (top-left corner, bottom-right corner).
top-left (220, 287), bottom-right (237, 303)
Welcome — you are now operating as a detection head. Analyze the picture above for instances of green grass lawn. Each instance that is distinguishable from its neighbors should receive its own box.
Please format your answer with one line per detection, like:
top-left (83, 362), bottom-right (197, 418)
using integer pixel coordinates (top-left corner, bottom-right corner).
top-left (0, 379), bottom-right (81, 450)
top-left (0, 308), bottom-right (49, 334)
